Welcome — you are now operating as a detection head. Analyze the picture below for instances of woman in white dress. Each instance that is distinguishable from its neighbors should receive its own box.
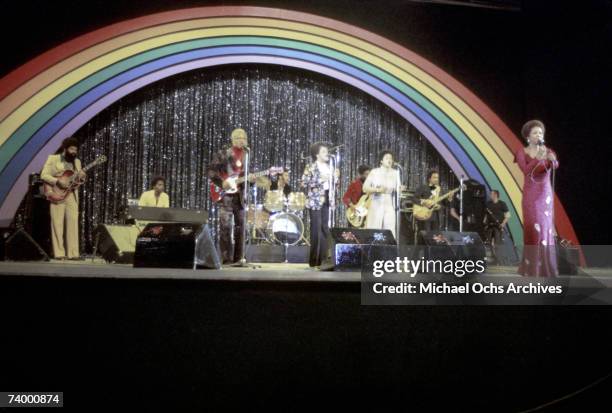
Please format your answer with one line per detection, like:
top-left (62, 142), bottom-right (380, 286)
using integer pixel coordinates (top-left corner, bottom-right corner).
top-left (362, 151), bottom-right (402, 237)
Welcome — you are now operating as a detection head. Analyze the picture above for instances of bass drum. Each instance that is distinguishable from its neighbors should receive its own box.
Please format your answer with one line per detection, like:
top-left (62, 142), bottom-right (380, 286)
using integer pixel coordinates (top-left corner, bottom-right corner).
top-left (266, 212), bottom-right (304, 246)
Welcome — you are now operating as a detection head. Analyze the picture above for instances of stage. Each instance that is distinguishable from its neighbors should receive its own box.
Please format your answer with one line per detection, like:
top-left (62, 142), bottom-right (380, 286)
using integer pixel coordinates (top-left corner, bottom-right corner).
top-left (1, 259), bottom-right (611, 281)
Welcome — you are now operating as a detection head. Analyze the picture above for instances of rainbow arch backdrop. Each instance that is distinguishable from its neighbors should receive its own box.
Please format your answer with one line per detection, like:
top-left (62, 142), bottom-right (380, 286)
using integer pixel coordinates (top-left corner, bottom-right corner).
top-left (0, 6), bottom-right (579, 247)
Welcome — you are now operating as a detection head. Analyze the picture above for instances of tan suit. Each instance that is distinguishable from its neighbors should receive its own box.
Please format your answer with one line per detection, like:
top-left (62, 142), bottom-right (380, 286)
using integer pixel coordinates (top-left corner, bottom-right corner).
top-left (41, 154), bottom-right (82, 259)
top-left (138, 190), bottom-right (170, 208)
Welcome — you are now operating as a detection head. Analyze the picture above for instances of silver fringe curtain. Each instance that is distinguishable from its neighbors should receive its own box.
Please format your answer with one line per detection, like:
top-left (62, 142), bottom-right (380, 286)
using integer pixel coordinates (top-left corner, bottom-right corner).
top-left (74, 65), bottom-right (456, 252)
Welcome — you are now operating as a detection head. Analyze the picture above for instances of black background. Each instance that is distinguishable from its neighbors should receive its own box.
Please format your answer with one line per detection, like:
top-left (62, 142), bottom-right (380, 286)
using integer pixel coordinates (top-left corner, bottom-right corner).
top-left (1, 0), bottom-right (611, 243)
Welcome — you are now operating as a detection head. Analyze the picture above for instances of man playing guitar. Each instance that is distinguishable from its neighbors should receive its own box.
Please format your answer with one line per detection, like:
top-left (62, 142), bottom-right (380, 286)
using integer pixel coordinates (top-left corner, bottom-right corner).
top-left (343, 164), bottom-right (371, 228)
top-left (41, 138), bottom-right (86, 260)
top-left (415, 170), bottom-right (447, 232)
top-left (208, 128), bottom-right (257, 264)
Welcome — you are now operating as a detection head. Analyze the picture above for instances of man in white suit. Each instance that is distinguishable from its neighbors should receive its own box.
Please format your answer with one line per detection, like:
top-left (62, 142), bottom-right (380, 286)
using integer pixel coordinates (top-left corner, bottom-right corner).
top-left (41, 138), bottom-right (85, 260)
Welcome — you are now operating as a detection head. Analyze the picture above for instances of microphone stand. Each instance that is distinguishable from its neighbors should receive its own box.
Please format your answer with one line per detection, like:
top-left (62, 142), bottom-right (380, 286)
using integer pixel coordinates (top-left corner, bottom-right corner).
top-left (233, 147), bottom-right (259, 268)
top-left (459, 176), bottom-right (464, 233)
top-left (328, 152), bottom-right (339, 228)
top-left (394, 163), bottom-right (404, 246)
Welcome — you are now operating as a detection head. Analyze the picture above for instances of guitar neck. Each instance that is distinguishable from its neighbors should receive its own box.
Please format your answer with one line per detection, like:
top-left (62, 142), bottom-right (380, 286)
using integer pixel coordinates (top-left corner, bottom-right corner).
top-left (235, 170), bottom-right (268, 185)
top-left (81, 157), bottom-right (106, 172)
top-left (432, 187), bottom-right (459, 204)
top-left (81, 162), bottom-right (98, 172)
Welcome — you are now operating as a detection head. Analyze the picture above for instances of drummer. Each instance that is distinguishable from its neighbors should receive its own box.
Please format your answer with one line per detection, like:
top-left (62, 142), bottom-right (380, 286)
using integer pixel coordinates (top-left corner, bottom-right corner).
top-left (268, 168), bottom-right (292, 197)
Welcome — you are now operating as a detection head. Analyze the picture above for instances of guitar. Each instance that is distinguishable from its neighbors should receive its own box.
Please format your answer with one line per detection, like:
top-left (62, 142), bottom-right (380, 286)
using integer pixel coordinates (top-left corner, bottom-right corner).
top-left (346, 194), bottom-right (371, 227)
top-left (412, 185), bottom-right (464, 221)
top-left (43, 155), bottom-right (107, 203)
top-left (209, 167), bottom-right (283, 203)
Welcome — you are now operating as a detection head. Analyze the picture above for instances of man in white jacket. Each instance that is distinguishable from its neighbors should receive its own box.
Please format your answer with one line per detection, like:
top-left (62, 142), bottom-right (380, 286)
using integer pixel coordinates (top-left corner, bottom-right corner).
top-left (41, 138), bottom-right (85, 260)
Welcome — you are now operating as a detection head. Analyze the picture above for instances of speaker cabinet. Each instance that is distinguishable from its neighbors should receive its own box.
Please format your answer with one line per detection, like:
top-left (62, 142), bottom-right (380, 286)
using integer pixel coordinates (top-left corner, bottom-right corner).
top-left (93, 224), bottom-right (141, 264)
top-left (134, 223), bottom-right (220, 269)
top-left (4, 228), bottom-right (50, 261)
top-left (322, 227), bottom-right (397, 271)
top-left (419, 230), bottom-right (485, 262)
top-left (557, 244), bottom-right (579, 275)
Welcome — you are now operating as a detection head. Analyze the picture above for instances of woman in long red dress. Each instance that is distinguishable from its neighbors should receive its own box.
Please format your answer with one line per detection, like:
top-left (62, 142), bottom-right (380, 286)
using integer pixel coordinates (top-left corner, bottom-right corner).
top-left (514, 120), bottom-right (559, 276)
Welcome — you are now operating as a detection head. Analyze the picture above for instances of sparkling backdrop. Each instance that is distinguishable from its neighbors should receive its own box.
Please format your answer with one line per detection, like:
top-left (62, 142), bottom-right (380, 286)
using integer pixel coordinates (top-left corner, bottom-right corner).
top-left (74, 64), bottom-right (457, 252)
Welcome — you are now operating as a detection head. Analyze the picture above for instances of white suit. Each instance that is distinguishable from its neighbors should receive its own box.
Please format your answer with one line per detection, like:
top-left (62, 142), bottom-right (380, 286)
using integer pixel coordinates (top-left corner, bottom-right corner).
top-left (362, 167), bottom-right (400, 237)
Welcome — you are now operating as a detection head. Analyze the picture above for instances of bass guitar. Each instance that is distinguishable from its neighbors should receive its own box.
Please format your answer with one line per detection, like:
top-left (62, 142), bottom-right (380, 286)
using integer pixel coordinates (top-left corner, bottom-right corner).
top-left (210, 167), bottom-right (283, 203)
top-left (346, 194), bottom-right (371, 227)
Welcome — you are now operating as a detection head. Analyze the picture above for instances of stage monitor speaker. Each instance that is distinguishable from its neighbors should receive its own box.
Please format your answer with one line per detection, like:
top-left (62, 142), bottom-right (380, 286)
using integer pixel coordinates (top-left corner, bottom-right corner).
top-left (133, 223), bottom-right (220, 269)
top-left (330, 228), bottom-right (397, 245)
top-left (557, 243), bottom-right (579, 275)
top-left (322, 227), bottom-right (397, 271)
top-left (420, 230), bottom-right (485, 263)
top-left (246, 244), bottom-right (308, 263)
top-left (4, 228), bottom-right (50, 261)
top-left (93, 224), bottom-right (141, 264)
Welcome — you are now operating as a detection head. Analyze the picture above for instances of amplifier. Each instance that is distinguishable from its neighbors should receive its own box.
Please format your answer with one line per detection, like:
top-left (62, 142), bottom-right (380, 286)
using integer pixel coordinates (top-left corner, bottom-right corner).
top-left (322, 228), bottom-right (397, 271)
top-left (134, 223), bottom-right (220, 269)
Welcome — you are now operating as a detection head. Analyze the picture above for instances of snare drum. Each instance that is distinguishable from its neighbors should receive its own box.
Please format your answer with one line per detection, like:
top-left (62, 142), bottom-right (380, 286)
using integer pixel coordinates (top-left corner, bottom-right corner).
top-left (264, 190), bottom-right (285, 213)
top-left (266, 212), bottom-right (304, 246)
top-left (287, 192), bottom-right (306, 212)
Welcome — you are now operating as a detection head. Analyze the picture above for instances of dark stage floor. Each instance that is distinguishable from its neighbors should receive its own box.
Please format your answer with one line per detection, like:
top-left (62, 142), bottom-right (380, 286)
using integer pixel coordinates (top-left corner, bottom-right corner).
top-left (2, 259), bottom-right (612, 411)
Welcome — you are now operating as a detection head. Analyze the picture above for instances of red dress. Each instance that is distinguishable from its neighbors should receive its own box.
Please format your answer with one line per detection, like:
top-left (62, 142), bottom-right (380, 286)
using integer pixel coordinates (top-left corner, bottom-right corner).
top-left (514, 148), bottom-right (559, 276)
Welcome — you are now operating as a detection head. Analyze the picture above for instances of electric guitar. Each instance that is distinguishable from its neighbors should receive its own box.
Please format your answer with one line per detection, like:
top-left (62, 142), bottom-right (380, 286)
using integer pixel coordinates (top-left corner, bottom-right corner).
top-left (43, 155), bottom-right (107, 203)
top-left (209, 167), bottom-right (283, 203)
top-left (412, 185), bottom-right (464, 221)
top-left (346, 194), bottom-right (371, 227)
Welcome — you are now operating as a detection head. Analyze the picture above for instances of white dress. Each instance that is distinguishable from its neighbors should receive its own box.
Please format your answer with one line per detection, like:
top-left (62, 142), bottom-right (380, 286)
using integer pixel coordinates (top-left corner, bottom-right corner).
top-left (362, 167), bottom-right (400, 237)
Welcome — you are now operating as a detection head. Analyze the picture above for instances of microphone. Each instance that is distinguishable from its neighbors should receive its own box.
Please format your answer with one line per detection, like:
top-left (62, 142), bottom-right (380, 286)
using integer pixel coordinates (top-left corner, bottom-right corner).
top-left (537, 138), bottom-right (545, 146)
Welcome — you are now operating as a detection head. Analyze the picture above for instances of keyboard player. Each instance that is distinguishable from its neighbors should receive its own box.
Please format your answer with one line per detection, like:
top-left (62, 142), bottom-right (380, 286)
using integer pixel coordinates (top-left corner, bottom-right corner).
top-left (138, 176), bottom-right (170, 208)
top-left (136, 176), bottom-right (169, 231)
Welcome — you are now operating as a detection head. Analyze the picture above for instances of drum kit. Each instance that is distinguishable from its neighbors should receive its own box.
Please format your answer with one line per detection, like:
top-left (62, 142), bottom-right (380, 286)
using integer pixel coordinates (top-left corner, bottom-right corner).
top-left (246, 189), bottom-right (308, 246)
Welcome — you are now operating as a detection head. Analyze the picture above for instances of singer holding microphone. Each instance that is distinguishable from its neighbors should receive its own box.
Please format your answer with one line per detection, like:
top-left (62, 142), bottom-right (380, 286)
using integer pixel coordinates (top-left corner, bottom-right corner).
top-left (301, 142), bottom-right (339, 268)
top-left (363, 150), bottom-right (403, 238)
top-left (514, 120), bottom-right (559, 277)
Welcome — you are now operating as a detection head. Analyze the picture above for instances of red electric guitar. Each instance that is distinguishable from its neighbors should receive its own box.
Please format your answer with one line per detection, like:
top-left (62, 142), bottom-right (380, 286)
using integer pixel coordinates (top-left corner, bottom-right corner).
top-left (43, 155), bottom-right (107, 203)
top-left (209, 166), bottom-right (283, 203)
